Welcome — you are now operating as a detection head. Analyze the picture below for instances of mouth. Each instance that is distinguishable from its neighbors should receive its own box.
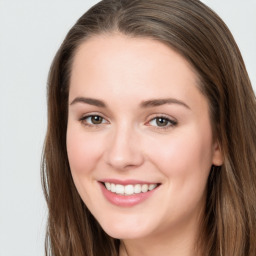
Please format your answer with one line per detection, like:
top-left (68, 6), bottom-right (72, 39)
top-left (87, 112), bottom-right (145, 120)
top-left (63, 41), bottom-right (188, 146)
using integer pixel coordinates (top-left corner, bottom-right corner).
top-left (103, 182), bottom-right (159, 196)
top-left (98, 180), bottom-right (161, 207)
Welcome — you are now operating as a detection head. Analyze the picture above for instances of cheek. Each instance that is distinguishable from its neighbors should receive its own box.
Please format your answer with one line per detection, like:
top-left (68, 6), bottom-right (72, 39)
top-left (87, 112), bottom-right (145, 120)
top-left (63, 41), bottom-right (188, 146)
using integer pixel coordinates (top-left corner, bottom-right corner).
top-left (147, 125), bottom-right (213, 188)
top-left (66, 125), bottom-right (103, 176)
top-left (66, 125), bottom-right (106, 213)
top-left (145, 127), bottom-right (213, 222)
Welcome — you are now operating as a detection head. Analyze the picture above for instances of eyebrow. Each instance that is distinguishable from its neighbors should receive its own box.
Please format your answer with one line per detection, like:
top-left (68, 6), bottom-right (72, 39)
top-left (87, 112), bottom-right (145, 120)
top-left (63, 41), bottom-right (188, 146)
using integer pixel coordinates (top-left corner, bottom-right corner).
top-left (140, 98), bottom-right (190, 109)
top-left (70, 97), bottom-right (190, 109)
top-left (70, 97), bottom-right (106, 107)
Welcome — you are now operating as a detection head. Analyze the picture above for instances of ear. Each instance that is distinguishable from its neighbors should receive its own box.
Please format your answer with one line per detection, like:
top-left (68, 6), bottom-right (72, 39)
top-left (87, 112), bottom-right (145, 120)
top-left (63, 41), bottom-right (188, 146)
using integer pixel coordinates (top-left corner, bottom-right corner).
top-left (212, 141), bottom-right (224, 166)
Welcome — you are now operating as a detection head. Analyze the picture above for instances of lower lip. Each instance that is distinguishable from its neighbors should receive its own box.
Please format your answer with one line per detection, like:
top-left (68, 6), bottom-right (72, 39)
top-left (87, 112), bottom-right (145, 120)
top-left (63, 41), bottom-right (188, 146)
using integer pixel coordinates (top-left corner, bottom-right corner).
top-left (99, 182), bottom-right (159, 207)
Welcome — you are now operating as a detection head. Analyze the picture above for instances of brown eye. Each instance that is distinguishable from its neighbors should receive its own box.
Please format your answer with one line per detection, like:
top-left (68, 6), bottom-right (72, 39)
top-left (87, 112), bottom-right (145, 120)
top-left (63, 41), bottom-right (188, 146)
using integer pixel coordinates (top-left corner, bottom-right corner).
top-left (156, 117), bottom-right (169, 127)
top-left (148, 116), bottom-right (177, 128)
top-left (80, 115), bottom-right (107, 125)
top-left (91, 115), bottom-right (103, 124)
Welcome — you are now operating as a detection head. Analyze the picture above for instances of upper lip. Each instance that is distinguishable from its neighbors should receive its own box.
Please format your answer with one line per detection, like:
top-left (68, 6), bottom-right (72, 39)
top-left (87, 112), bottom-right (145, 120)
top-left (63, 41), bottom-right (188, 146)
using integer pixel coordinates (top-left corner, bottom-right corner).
top-left (99, 179), bottom-right (160, 185)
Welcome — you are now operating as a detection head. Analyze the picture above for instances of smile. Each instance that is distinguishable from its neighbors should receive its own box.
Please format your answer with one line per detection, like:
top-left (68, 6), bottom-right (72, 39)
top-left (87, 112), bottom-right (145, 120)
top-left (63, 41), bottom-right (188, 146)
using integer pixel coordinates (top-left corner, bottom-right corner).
top-left (99, 180), bottom-right (160, 207)
top-left (104, 182), bottom-right (158, 196)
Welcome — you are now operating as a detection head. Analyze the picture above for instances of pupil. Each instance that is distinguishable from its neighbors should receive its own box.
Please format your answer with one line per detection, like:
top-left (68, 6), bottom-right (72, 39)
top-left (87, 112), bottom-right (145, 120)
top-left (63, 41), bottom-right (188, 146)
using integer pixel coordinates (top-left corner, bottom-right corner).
top-left (156, 118), bottom-right (168, 126)
top-left (92, 116), bottom-right (102, 124)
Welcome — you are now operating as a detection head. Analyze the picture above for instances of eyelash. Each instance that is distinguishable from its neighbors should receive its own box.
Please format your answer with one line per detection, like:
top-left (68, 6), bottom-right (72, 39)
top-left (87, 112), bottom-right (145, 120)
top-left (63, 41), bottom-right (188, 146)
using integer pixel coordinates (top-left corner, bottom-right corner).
top-left (79, 114), bottom-right (177, 129)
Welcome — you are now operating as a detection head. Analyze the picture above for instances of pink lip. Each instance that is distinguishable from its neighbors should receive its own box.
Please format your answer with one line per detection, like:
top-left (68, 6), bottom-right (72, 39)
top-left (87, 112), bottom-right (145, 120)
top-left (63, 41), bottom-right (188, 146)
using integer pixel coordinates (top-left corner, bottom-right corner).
top-left (99, 181), bottom-right (160, 207)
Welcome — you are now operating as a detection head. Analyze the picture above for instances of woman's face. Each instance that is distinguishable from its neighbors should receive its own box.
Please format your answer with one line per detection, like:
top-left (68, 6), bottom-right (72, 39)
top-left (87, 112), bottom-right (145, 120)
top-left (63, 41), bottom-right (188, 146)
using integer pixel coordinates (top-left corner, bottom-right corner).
top-left (67, 34), bottom-right (223, 240)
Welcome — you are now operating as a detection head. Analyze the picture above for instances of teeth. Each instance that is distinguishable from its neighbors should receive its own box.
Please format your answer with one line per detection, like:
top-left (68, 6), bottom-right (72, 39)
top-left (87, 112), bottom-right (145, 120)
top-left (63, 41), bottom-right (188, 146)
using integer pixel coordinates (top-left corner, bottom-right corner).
top-left (116, 184), bottom-right (124, 194)
top-left (110, 183), bottom-right (116, 193)
top-left (141, 184), bottom-right (148, 192)
top-left (125, 185), bottom-right (134, 195)
top-left (134, 184), bottom-right (141, 194)
top-left (149, 184), bottom-right (157, 191)
top-left (104, 182), bottom-right (158, 195)
top-left (105, 182), bottom-right (111, 190)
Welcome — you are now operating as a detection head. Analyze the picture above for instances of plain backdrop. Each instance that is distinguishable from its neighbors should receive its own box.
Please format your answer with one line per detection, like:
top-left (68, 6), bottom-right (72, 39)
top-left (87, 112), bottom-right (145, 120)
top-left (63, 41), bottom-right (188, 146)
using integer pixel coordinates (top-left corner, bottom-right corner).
top-left (0, 1), bottom-right (255, 255)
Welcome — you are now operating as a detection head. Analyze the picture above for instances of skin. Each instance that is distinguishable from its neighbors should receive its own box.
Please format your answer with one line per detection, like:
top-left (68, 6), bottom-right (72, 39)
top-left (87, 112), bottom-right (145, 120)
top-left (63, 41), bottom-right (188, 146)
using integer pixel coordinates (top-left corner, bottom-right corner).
top-left (66, 34), bottom-right (223, 256)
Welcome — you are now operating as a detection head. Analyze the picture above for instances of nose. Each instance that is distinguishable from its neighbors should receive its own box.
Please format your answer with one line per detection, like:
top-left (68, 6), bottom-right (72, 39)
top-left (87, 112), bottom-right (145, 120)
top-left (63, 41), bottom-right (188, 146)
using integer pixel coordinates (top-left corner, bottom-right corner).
top-left (104, 124), bottom-right (144, 170)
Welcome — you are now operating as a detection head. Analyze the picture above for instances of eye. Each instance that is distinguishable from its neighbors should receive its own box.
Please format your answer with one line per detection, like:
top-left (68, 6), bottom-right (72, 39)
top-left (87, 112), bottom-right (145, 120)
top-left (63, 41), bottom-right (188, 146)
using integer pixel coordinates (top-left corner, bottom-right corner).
top-left (80, 115), bottom-right (108, 126)
top-left (148, 116), bottom-right (177, 128)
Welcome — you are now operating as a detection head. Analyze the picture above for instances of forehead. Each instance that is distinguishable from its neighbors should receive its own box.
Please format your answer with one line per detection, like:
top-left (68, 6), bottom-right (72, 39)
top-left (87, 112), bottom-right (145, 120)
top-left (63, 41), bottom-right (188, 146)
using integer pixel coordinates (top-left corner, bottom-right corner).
top-left (69, 34), bottom-right (203, 107)
top-left (71, 34), bottom-right (196, 77)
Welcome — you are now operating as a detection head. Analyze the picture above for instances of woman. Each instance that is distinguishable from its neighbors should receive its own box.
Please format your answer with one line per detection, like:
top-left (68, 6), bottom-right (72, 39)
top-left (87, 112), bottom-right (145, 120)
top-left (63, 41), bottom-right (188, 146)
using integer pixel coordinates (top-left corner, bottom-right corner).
top-left (41, 0), bottom-right (256, 255)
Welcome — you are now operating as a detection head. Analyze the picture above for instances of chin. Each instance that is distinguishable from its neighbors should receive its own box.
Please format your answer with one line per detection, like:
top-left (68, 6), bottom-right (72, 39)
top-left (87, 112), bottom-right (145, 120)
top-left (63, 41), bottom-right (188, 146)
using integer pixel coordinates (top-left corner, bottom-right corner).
top-left (104, 227), bottom-right (148, 240)
top-left (96, 215), bottom-right (154, 240)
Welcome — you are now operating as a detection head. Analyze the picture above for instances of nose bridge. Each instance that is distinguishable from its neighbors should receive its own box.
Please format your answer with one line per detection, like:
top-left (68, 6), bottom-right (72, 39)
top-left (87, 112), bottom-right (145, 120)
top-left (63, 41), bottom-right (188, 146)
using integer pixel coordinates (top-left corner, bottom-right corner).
top-left (105, 121), bottom-right (143, 170)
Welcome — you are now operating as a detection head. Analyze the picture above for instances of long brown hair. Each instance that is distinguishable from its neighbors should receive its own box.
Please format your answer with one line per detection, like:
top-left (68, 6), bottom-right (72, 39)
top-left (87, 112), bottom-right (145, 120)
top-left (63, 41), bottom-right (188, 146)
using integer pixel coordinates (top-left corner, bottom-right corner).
top-left (41, 0), bottom-right (256, 255)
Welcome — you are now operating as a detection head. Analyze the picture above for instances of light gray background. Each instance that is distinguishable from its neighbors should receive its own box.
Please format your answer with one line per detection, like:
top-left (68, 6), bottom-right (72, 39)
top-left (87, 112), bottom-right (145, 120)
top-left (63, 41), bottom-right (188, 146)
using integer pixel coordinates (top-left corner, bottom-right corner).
top-left (0, 1), bottom-right (255, 255)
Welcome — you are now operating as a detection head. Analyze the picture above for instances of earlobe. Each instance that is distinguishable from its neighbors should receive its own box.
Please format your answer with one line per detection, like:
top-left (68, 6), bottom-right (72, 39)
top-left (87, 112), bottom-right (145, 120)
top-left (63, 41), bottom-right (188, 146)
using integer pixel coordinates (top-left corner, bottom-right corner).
top-left (212, 141), bottom-right (224, 166)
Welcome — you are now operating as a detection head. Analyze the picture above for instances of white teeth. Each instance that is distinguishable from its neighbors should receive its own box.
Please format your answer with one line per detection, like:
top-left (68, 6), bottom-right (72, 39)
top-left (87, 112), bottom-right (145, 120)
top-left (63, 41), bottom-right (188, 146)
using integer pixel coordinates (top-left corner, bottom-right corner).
top-left (124, 185), bottom-right (134, 195)
top-left (141, 184), bottom-right (148, 193)
top-left (111, 183), bottom-right (116, 193)
top-left (134, 184), bottom-right (141, 194)
top-left (104, 182), bottom-right (158, 195)
top-left (149, 184), bottom-right (157, 191)
top-left (116, 184), bottom-right (124, 194)
top-left (105, 182), bottom-right (111, 190)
